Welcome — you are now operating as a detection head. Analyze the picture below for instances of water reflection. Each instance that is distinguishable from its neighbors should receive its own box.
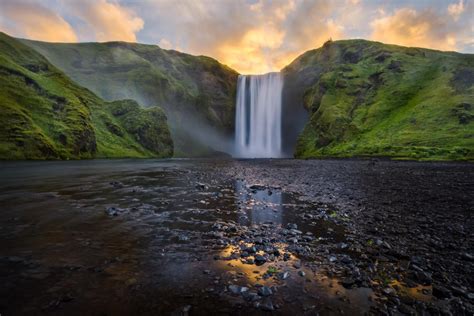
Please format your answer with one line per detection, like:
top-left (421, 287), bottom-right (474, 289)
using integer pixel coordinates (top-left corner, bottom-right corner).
top-left (235, 180), bottom-right (283, 225)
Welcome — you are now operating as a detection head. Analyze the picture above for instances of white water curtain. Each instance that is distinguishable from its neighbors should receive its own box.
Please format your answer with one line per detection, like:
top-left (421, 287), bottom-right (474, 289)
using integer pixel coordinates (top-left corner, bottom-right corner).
top-left (235, 72), bottom-right (283, 158)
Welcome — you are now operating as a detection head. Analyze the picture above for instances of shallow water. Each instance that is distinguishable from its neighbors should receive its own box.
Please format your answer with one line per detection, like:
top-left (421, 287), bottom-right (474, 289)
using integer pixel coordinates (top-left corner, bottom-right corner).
top-left (0, 158), bottom-right (471, 315)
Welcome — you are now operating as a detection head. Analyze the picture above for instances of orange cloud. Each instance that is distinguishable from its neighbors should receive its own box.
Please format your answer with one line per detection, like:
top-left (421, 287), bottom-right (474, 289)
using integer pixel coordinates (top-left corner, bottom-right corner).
top-left (163, 1), bottom-right (343, 74)
top-left (0, 2), bottom-right (77, 42)
top-left (216, 24), bottom-right (286, 74)
top-left (371, 8), bottom-right (459, 51)
top-left (73, 0), bottom-right (144, 42)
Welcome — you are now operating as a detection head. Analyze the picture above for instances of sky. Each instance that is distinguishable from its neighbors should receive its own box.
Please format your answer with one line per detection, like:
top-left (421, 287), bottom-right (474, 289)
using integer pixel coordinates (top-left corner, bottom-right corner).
top-left (0, 0), bottom-right (473, 74)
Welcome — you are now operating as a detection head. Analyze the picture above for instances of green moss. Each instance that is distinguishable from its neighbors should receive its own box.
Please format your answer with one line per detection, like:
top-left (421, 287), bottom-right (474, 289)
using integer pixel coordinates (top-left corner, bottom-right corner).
top-left (285, 39), bottom-right (474, 161)
top-left (0, 32), bottom-right (173, 160)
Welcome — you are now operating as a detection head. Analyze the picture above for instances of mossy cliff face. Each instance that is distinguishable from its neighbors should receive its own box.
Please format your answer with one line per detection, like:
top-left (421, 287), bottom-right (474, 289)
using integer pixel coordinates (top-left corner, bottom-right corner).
top-left (22, 40), bottom-right (239, 156)
top-left (0, 32), bottom-right (173, 159)
top-left (106, 100), bottom-right (173, 157)
top-left (283, 39), bottom-right (474, 161)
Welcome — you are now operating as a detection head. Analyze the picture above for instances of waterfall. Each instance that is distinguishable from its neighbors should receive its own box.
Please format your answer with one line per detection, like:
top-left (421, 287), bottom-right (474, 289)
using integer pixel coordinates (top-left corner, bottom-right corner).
top-left (235, 72), bottom-right (283, 158)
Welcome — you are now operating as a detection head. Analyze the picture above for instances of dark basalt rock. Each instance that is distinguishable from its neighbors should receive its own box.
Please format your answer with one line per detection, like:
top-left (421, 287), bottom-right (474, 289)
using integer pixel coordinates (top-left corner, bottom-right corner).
top-left (432, 285), bottom-right (452, 299)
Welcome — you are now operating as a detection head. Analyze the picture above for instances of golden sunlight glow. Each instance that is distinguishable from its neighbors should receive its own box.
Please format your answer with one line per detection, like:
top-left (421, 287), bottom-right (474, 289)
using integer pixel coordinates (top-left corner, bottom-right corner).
top-left (216, 26), bottom-right (287, 74)
top-left (371, 8), bottom-right (459, 51)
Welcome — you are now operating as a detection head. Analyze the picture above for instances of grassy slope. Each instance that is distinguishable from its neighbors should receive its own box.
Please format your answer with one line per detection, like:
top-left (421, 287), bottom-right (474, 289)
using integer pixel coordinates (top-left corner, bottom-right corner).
top-left (0, 32), bottom-right (173, 159)
top-left (283, 39), bottom-right (474, 161)
top-left (22, 39), bottom-right (239, 156)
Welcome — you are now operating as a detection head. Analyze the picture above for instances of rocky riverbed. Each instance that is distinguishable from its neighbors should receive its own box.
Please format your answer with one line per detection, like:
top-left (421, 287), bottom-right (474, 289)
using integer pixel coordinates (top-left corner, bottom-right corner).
top-left (0, 159), bottom-right (472, 315)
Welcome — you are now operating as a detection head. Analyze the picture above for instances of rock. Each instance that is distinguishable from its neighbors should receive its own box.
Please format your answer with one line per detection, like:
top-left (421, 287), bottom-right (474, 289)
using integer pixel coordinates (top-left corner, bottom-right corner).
top-left (450, 286), bottom-right (469, 298)
top-left (290, 229), bottom-right (303, 235)
top-left (228, 285), bottom-right (249, 295)
top-left (254, 255), bottom-right (266, 265)
top-left (432, 285), bottom-right (451, 299)
top-left (245, 246), bottom-right (257, 253)
top-left (283, 253), bottom-right (291, 261)
top-left (259, 298), bottom-right (274, 311)
top-left (242, 291), bottom-right (260, 302)
top-left (298, 271), bottom-right (306, 277)
top-left (383, 287), bottom-right (396, 296)
top-left (195, 182), bottom-right (208, 190)
top-left (109, 181), bottom-right (123, 188)
top-left (286, 223), bottom-right (298, 230)
top-left (178, 234), bottom-right (189, 241)
top-left (240, 251), bottom-right (249, 258)
top-left (461, 252), bottom-right (473, 261)
top-left (329, 256), bottom-right (337, 263)
top-left (258, 286), bottom-right (273, 296)
top-left (105, 207), bottom-right (119, 216)
top-left (398, 304), bottom-right (415, 315)
top-left (211, 223), bottom-right (223, 231)
top-left (245, 258), bottom-right (254, 264)
top-left (341, 256), bottom-right (352, 264)
top-left (288, 237), bottom-right (298, 244)
top-left (341, 278), bottom-right (355, 288)
top-left (249, 184), bottom-right (266, 191)
top-left (414, 271), bottom-right (432, 285)
top-left (278, 271), bottom-right (290, 280)
top-left (183, 305), bottom-right (192, 313)
top-left (293, 260), bottom-right (302, 269)
top-left (339, 242), bottom-right (349, 249)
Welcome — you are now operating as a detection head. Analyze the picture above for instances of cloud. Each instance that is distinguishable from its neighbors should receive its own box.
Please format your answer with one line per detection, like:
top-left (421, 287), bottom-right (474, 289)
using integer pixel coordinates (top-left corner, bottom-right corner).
top-left (0, 0), bottom-right (472, 73)
top-left (0, 1), bottom-right (77, 42)
top-left (448, 0), bottom-right (465, 20)
top-left (370, 8), bottom-right (460, 51)
top-left (135, 0), bottom-right (343, 74)
top-left (71, 0), bottom-right (144, 42)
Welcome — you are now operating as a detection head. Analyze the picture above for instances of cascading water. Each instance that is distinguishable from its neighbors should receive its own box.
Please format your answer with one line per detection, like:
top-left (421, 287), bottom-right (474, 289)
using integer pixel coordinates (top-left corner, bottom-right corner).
top-left (235, 72), bottom-right (283, 158)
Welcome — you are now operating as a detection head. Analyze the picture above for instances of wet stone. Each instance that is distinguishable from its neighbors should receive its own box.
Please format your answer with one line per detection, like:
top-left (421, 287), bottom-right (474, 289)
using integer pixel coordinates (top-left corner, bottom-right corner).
top-left (105, 207), bottom-right (119, 216)
top-left (228, 285), bottom-right (249, 295)
top-left (242, 291), bottom-right (260, 302)
top-left (259, 298), bottom-right (274, 311)
top-left (278, 271), bottom-right (290, 280)
top-left (286, 223), bottom-right (298, 230)
top-left (432, 285), bottom-right (452, 299)
top-left (341, 278), bottom-right (355, 288)
top-left (258, 286), bottom-right (273, 297)
top-left (254, 255), bottom-right (266, 265)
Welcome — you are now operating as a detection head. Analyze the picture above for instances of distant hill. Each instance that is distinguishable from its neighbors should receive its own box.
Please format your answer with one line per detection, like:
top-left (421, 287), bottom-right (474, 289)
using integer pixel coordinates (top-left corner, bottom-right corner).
top-left (0, 32), bottom-right (173, 159)
top-left (22, 38), bottom-right (239, 156)
top-left (283, 39), bottom-right (474, 160)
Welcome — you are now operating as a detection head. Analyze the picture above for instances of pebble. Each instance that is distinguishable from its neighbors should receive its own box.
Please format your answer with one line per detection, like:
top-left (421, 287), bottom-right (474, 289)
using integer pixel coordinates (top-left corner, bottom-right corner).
top-left (258, 286), bottom-right (273, 297)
